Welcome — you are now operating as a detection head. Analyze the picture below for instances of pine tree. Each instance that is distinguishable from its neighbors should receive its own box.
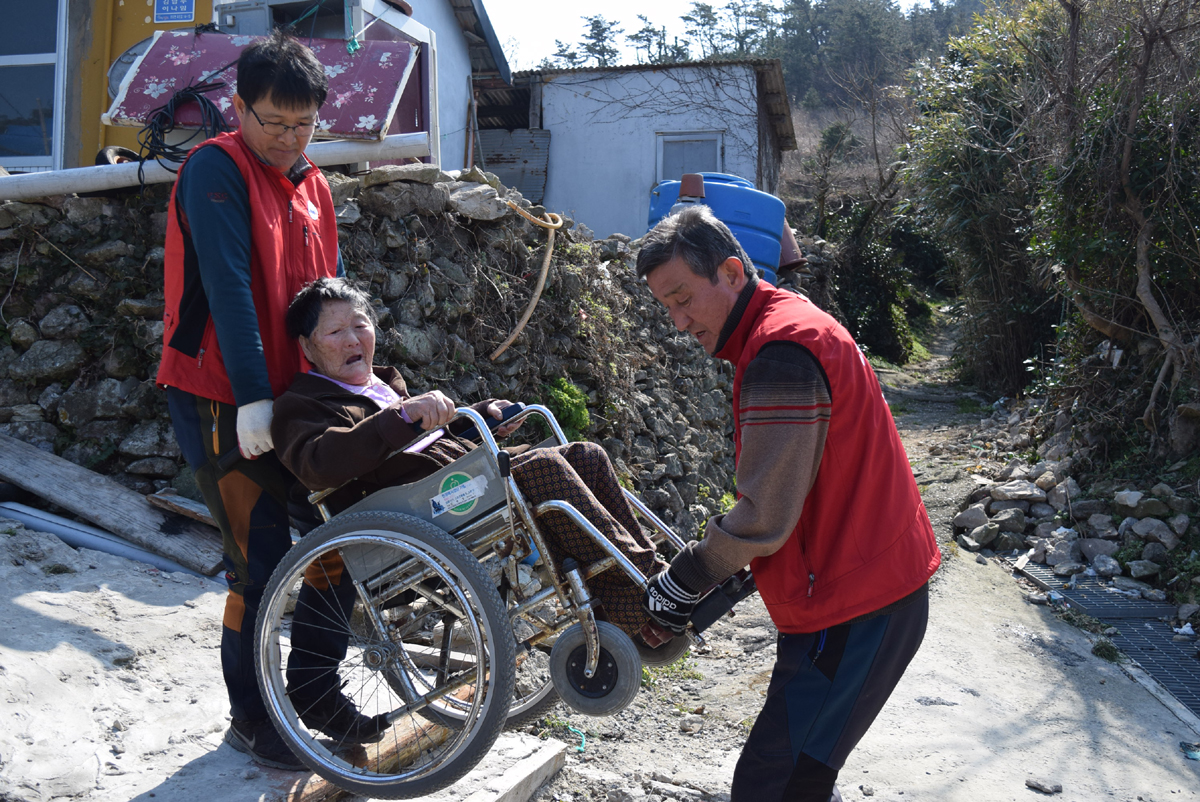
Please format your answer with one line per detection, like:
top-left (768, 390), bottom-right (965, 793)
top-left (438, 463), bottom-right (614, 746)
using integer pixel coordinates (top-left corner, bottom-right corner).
top-left (548, 39), bottom-right (583, 68)
top-left (579, 15), bottom-right (624, 67)
top-left (682, 2), bottom-right (730, 58)
top-left (627, 15), bottom-right (664, 64)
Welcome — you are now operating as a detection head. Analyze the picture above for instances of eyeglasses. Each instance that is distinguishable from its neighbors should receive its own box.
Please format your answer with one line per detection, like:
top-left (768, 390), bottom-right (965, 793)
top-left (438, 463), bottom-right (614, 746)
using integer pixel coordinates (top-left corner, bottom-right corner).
top-left (246, 103), bottom-right (318, 137)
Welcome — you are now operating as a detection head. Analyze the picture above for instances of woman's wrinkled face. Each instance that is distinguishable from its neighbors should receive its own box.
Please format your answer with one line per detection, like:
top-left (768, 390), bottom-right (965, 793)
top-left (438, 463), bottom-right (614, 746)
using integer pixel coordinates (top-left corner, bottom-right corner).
top-left (299, 300), bottom-right (376, 386)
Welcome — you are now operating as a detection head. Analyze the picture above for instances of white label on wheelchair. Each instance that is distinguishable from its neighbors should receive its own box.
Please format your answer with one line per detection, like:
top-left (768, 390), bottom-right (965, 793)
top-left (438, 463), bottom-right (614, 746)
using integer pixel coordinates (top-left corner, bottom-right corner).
top-left (429, 472), bottom-right (489, 517)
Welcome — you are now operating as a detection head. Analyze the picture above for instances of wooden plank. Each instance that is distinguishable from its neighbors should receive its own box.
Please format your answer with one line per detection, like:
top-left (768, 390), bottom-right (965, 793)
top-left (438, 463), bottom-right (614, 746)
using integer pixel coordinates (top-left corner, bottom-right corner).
top-left (283, 692), bottom-right (465, 802)
top-left (147, 488), bottom-right (218, 529)
top-left (0, 433), bottom-right (223, 575)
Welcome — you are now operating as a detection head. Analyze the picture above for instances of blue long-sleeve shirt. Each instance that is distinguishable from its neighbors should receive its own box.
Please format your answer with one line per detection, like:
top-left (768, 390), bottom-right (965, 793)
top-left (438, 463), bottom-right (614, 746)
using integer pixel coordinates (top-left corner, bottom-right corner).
top-left (174, 146), bottom-right (344, 406)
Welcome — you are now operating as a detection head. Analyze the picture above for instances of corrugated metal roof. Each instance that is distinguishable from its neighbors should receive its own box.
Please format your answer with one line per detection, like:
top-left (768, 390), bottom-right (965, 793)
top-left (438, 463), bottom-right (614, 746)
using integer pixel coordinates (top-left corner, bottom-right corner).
top-left (448, 0), bottom-right (510, 84)
top-left (475, 85), bottom-right (529, 130)
top-left (512, 59), bottom-right (796, 150)
top-left (512, 57), bottom-right (780, 79)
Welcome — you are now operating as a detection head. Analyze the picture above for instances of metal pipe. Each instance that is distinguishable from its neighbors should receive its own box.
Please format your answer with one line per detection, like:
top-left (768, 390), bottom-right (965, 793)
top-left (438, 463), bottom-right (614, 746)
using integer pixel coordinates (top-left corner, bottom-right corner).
top-left (0, 132), bottom-right (430, 202)
top-left (506, 584), bottom-right (558, 620)
top-left (0, 501), bottom-right (202, 577)
top-left (623, 489), bottom-right (688, 551)
top-left (561, 558), bottom-right (599, 678)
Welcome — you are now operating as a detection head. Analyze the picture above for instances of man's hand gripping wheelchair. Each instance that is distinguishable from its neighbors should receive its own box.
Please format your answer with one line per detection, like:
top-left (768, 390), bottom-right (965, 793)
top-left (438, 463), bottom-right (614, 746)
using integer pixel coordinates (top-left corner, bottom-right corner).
top-left (247, 404), bottom-right (756, 798)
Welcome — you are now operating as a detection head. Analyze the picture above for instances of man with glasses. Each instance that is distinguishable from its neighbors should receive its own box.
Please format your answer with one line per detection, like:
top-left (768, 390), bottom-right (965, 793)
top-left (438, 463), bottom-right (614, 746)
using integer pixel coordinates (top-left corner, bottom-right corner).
top-left (157, 30), bottom-right (374, 771)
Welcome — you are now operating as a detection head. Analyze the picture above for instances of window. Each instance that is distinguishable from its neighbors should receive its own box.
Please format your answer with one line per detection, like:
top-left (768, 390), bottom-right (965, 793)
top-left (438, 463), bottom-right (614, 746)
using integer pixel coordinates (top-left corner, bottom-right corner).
top-left (657, 131), bottom-right (723, 183)
top-left (0, 0), bottom-right (67, 172)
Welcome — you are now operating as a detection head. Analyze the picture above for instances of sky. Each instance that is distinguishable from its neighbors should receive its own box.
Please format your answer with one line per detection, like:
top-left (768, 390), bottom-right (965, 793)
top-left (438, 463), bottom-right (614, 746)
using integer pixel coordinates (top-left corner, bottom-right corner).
top-left (483, 0), bottom-right (925, 72)
top-left (483, 0), bottom-right (698, 72)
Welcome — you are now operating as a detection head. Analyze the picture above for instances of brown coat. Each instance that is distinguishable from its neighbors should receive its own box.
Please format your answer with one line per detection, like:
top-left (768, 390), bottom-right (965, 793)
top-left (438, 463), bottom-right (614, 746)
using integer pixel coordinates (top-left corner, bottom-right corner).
top-left (271, 366), bottom-right (488, 513)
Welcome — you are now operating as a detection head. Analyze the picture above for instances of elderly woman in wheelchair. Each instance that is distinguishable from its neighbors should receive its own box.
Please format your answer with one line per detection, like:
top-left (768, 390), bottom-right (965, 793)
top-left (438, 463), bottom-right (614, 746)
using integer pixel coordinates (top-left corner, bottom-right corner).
top-left (254, 277), bottom-right (695, 797)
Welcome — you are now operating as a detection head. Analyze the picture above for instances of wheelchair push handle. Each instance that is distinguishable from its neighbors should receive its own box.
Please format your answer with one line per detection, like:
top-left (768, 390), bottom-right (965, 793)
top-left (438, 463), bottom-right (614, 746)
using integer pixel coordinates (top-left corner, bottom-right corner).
top-left (460, 402), bottom-right (525, 440)
top-left (690, 569), bottom-right (757, 634)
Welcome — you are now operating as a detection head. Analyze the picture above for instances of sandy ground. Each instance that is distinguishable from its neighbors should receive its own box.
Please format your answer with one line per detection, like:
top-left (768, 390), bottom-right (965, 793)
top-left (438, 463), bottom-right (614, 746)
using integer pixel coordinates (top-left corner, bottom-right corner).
top-left (4, 516), bottom-right (1198, 802)
top-left (0, 525), bottom-right (565, 802)
top-left (525, 528), bottom-right (1200, 802)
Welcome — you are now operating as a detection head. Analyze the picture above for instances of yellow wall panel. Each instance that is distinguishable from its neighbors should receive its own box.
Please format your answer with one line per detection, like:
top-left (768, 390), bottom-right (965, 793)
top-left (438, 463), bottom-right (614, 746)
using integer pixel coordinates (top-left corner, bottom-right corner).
top-left (79, 0), bottom-right (214, 166)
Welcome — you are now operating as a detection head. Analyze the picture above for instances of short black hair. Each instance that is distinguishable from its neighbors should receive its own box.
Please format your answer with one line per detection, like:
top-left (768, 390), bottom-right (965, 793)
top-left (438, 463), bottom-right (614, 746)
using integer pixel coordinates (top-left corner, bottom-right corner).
top-left (286, 277), bottom-right (377, 340)
top-left (236, 29), bottom-right (328, 110)
top-left (635, 205), bottom-right (756, 283)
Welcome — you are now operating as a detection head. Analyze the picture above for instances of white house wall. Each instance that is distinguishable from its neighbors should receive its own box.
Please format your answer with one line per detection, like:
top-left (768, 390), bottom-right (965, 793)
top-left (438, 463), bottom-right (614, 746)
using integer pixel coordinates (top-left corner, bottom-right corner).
top-left (408, 1), bottom-right (471, 170)
top-left (538, 64), bottom-right (760, 239)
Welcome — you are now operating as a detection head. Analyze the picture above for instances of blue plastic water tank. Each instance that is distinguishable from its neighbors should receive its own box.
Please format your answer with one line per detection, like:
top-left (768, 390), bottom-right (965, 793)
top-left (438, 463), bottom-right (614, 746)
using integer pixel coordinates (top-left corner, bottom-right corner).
top-left (647, 172), bottom-right (787, 285)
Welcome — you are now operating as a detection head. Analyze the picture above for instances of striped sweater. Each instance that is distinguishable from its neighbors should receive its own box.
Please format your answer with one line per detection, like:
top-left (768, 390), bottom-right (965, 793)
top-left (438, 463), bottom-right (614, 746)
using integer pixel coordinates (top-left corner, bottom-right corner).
top-left (672, 277), bottom-right (830, 591)
top-left (673, 278), bottom-right (940, 633)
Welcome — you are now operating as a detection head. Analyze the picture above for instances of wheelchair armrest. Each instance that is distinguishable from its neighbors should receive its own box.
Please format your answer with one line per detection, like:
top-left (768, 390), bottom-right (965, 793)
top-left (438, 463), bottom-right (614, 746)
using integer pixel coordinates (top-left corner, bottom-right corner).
top-left (303, 405), bottom-right (524, 508)
top-left (455, 402), bottom-right (526, 442)
top-left (690, 569), bottom-right (757, 634)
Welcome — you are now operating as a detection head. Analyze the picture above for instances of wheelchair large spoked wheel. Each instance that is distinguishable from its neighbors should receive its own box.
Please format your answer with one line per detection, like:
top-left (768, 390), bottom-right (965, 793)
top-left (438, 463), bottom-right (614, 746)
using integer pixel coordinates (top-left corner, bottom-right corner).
top-left (255, 512), bottom-right (516, 799)
top-left (374, 556), bottom-right (561, 732)
top-left (415, 637), bottom-right (559, 731)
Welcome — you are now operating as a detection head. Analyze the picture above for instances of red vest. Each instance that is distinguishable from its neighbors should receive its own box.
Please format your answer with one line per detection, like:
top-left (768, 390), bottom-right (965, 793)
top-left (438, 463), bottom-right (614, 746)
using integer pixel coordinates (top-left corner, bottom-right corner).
top-left (717, 282), bottom-right (941, 633)
top-left (157, 131), bottom-right (339, 405)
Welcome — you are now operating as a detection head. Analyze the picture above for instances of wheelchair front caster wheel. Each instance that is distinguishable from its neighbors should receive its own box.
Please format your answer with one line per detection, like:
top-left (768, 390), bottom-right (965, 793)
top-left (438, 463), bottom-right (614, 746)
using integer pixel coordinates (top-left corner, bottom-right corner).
top-left (636, 632), bottom-right (690, 667)
top-left (549, 621), bottom-right (641, 716)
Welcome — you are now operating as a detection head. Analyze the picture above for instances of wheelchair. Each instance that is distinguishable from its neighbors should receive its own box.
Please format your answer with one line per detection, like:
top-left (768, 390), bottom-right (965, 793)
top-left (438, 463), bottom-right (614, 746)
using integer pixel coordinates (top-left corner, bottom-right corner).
top-left (253, 404), bottom-right (755, 798)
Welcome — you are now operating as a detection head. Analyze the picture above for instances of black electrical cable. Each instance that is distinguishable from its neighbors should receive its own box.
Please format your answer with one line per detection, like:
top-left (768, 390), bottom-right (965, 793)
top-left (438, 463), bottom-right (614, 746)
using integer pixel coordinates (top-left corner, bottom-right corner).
top-left (127, 9), bottom-right (326, 192)
top-left (136, 77), bottom-right (233, 169)
top-left (130, 24), bottom-right (238, 192)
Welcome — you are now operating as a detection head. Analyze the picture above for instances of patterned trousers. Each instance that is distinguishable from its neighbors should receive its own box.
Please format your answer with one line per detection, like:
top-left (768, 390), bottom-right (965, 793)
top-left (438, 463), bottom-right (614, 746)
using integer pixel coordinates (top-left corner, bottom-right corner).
top-left (510, 442), bottom-right (667, 637)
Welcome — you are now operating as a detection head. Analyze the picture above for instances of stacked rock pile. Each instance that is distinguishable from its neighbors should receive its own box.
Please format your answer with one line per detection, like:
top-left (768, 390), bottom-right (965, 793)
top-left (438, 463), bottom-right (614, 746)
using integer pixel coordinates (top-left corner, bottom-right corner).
top-left (953, 458), bottom-right (1198, 614)
top-left (0, 165), bottom-right (738, 541)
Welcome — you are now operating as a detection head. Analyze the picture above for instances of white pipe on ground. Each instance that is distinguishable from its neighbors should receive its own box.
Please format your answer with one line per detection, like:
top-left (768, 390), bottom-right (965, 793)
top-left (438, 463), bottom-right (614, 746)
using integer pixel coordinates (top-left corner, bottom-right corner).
top-left (0, 132), bottom-right (430, 202)
top-left (0, 500), bottom-right (205, 578)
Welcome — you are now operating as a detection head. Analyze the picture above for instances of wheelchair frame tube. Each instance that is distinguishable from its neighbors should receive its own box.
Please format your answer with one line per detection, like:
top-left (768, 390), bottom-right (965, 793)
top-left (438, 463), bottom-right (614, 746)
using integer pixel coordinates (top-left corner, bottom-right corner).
top-left (533, 500), bottom-right (651, 589)
top-left (623, 490), bottom-right (689, 552)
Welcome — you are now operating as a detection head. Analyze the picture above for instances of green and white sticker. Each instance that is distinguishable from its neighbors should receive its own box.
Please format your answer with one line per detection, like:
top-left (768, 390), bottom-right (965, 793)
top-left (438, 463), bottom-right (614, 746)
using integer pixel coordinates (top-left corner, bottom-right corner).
top-left (430, 472), bottom-right (487, 518)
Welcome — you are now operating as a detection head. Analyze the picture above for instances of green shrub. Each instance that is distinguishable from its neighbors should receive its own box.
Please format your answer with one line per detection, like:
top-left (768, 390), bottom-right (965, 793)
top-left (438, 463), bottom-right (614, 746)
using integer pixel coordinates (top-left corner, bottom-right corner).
top-left (543, 377), bottom-right (590, 441)
top-left (830, 230), bottom-right (914, 365)
top-left (1091, 638), bottom-right (1121, 662)
top-left (905, 11), bottom-right (1058, 394)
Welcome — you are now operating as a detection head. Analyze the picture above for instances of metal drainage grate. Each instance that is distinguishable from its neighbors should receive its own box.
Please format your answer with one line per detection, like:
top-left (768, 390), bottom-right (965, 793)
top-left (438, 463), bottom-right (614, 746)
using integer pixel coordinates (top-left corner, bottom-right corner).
top-left (1112, 621), bottom-right (1200, 720)
top-left (1008, 559), bottom-right (1178, 620)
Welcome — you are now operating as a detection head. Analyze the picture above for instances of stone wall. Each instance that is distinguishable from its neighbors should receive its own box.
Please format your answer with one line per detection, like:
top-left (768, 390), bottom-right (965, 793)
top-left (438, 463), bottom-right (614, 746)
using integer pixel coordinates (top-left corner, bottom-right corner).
top-left (0, 166), bottom-right (736, 540)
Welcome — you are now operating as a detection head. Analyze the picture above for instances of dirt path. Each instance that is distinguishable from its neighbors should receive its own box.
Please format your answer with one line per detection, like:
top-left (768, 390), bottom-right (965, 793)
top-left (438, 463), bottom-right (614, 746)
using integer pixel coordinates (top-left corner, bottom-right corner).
top-left (525, 324), bottom-right (1200, 802)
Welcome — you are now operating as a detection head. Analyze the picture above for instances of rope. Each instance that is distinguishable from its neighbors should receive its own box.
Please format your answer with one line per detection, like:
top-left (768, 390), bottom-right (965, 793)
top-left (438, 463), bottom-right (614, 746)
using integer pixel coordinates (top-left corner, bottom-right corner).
top-left (567, 725), bottom-right (587, 752)
top-left (506, 200), bottom-right (563, 231)
top-left (488, 200), bottom-right (565, 361)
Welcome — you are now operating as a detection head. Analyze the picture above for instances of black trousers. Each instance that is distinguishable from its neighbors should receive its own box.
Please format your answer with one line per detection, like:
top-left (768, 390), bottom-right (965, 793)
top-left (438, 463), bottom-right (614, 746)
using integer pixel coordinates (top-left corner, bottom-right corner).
top-left (168, 388), bottom-right (349, 721)
top-left (731, 587), bottom-right (929, 802)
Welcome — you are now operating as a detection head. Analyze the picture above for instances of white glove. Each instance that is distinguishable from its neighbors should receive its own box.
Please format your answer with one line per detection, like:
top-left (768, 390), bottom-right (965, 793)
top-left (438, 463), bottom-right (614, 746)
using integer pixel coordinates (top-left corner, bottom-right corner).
top-left (236, 398), bottom-right (275, 458)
